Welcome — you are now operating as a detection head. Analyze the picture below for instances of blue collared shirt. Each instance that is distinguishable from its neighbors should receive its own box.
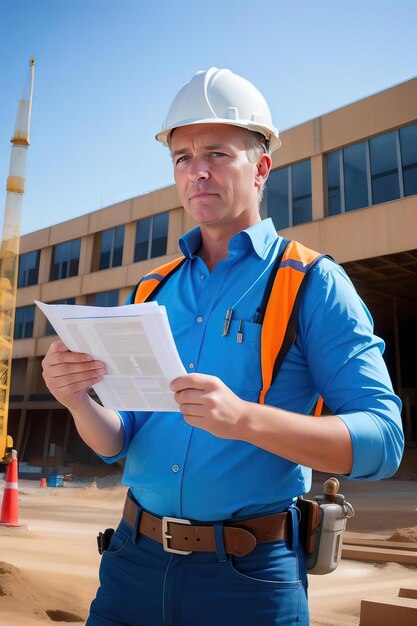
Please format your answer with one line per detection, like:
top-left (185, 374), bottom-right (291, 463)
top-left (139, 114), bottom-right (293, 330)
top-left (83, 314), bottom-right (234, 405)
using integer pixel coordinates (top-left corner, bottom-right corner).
top-left (100, 219), bottom-right (404, 520)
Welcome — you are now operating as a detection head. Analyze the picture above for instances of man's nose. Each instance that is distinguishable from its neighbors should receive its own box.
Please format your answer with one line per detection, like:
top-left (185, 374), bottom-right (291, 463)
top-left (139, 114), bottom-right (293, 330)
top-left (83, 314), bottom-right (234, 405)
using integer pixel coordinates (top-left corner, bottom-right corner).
top-left (188, 159), bottom-right (209, 182)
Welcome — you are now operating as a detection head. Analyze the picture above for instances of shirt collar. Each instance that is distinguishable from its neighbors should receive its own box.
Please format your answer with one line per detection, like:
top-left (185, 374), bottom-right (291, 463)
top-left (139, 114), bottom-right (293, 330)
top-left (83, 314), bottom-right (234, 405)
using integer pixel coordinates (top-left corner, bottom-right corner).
top-left (179, 218), bottom-right (279, 261)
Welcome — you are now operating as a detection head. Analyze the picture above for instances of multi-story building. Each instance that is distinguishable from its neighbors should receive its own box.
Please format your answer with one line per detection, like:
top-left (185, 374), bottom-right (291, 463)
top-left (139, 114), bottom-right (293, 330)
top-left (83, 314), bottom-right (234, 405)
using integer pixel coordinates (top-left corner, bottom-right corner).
top-left (9, 76), bottom-right (417, 477)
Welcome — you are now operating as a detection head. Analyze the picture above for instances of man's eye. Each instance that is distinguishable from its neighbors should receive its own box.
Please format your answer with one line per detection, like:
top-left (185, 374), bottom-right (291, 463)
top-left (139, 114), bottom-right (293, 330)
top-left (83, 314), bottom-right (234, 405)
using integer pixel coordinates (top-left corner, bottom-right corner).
top-left (211, 152), bottom-right (225, 158)
top-left (175, 155), bottom-right (189, 165)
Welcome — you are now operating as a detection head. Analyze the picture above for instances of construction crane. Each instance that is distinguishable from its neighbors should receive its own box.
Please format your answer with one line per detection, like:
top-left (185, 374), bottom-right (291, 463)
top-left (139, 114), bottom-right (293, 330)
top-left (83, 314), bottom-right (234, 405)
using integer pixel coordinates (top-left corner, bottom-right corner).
top-left (0, 58), bottom-right (35, 463)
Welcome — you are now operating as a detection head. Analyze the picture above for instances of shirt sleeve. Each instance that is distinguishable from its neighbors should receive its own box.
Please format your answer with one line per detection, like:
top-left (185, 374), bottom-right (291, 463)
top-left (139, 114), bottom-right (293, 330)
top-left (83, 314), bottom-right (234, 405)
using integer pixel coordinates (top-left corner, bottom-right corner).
top-left (299, 258), bottom-right (404, 480)
top-left (97, 410), bottom-right (151, 464)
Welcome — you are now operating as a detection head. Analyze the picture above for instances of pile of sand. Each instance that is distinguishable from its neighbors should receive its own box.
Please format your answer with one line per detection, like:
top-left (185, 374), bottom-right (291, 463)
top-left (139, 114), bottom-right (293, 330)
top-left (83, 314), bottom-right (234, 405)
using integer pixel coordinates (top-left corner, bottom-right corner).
top-left (0, 561), bottom-right (85, 623)
top-left (388, 526), bottom-right (417, 543)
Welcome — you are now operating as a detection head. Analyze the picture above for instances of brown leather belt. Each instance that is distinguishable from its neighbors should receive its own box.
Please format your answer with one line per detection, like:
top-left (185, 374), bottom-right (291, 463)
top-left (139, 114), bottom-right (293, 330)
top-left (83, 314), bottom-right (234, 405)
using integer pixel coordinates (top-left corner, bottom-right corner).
top-left (123, 497), bottom-right (291, 557)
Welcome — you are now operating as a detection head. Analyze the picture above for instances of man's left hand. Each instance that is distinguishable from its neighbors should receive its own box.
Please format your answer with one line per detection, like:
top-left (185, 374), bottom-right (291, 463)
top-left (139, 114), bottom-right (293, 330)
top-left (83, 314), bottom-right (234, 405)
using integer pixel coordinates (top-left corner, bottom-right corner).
top-left (171, 373), bottom-right (248, 439)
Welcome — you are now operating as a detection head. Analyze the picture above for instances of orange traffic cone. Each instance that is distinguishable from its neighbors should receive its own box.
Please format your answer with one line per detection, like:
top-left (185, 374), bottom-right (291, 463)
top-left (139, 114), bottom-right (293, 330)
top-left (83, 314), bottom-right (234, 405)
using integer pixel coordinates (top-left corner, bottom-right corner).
top-left (40, 477), bottom-right (47, 488)
top-left (0, 450), bottom-right (19, 525)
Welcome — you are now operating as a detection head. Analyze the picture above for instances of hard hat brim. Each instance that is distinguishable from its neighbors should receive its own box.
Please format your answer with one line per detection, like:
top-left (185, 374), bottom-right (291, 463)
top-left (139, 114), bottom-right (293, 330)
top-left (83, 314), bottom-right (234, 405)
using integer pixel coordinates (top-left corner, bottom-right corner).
top-left (156, 119), bottom-right (281, 152)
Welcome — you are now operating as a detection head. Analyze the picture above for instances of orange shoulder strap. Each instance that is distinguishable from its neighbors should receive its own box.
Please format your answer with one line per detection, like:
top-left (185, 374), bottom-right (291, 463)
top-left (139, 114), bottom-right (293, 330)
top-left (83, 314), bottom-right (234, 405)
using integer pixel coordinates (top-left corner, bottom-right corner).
top-left (132, 256), bottom-right (186, 303)
top-left (259, 240), bottom-right (324, 407)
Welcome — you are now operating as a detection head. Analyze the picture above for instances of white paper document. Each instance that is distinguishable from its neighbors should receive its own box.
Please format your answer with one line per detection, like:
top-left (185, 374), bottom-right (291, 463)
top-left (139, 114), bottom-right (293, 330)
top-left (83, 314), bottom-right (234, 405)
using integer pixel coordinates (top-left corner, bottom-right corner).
top-left (35, 301), bottom-right (187, 411)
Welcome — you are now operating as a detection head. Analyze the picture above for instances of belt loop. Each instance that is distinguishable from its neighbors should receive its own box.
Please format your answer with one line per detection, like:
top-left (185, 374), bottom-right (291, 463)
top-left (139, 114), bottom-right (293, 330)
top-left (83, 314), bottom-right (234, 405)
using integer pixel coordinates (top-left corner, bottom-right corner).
top-left (129, 491), bottom-right (143, 545)
top-left (289, 505), bottom-right (299, 550)
top-left (213, 522), bottom-right (227, 563)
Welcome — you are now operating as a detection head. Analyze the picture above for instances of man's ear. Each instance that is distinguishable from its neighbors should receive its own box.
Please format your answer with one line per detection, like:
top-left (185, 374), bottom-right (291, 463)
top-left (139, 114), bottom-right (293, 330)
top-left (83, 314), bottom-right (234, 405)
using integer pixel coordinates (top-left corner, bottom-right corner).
top-left (255, 153), bottom-right (272, 189)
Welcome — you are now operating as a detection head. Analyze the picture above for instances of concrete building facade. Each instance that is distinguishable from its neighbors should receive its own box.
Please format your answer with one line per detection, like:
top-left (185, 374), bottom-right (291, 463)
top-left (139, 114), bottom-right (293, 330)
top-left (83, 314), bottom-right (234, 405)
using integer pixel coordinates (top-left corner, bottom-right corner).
top-left (9, 77), bottom-right (417, 477)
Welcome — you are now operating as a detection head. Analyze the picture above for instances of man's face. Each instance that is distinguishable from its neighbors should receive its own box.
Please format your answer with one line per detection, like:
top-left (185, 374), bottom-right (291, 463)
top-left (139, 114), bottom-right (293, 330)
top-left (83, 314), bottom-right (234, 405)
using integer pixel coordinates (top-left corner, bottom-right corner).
top-left (170, 124), bottom-right (269, 232)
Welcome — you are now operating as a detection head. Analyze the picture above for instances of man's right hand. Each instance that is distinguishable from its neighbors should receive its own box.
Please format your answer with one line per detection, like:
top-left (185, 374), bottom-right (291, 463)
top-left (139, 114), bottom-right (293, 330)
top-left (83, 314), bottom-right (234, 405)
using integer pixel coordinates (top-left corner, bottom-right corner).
top-left (42, 341), bottom-right (106, 412)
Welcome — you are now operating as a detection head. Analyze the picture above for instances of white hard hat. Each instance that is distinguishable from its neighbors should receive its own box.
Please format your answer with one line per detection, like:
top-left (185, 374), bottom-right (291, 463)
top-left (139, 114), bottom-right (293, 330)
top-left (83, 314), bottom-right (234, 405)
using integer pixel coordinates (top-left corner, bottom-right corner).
top-left (156, 67), bottom-right (281, 153)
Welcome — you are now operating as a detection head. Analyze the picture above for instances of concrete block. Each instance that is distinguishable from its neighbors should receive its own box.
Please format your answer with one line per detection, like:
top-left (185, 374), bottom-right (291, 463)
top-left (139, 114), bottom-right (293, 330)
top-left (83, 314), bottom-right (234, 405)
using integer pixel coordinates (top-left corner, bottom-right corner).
top-left (343, 538), bottom-right (417, 552)
top-left (342, 545), bottom-right (417, 566)
top-left (360, 596), bottom-right (417, 625)
top-left (398, 588), bottom-right (417, 600)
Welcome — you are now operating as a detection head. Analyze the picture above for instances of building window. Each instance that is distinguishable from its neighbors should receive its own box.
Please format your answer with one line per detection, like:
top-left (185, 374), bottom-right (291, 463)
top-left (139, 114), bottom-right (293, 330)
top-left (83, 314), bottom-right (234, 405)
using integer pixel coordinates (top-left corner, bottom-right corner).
top-left (99, 226), bottom-right (125, 270)
top-left (326, 121), bottom-right (417, 215)
top-left (266, 167), bottom-right (289, 230)
top-left (327, 150), bottom-right (341, 216)
top-left (343, 142), bottom-right (369, 212)
top-left (45, 298), bottom-right (75, 335)
top-left (14, 305), bottom-right (35, 339)
top-left (292, 161), bottom-right (312, 226)
top-left (87, 290), bottom-right (119, 307)
top-left (18, 250), bottom-right (40, 288)
top-left (265, 160), bottom-right (312, 230)
top-left (10, 358), bottom-right (28, 401)
top-left (134, 212), bottom-right (169, 262)
top-left (400, 122), bottom-right (417, 197)
top-left (369, 132), bottom-right (400, 205)
top-left (50, 239), bottom-right (81, 281)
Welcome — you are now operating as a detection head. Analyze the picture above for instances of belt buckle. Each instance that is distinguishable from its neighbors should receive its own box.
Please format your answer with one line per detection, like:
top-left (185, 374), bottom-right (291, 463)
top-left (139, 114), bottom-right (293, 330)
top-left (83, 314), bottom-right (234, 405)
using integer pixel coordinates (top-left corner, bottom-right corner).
top-left (162, 516), bottom-right (192, 555)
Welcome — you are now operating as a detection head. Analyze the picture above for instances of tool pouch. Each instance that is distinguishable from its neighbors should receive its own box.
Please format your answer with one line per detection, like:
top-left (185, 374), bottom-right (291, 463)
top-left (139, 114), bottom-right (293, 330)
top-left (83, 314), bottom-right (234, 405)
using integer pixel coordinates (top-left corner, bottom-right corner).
top-left (97, 528), bottom-right (115, 555)
top-left (297, 497), bottom-right (320, 556)
top-left (297, 491), bottom-right (354, 574)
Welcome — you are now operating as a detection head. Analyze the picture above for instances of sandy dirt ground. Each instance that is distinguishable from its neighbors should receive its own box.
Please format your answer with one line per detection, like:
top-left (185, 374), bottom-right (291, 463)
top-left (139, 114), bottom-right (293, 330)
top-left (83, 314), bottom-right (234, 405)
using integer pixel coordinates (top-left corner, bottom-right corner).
top-left (0, 476), bottom-right (416, 625)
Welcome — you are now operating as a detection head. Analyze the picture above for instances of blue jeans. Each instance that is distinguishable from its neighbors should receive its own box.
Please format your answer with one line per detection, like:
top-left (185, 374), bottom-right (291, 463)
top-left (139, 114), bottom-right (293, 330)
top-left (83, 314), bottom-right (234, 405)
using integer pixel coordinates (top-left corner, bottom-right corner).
top-left (86, 501), bottom-right (309, 625)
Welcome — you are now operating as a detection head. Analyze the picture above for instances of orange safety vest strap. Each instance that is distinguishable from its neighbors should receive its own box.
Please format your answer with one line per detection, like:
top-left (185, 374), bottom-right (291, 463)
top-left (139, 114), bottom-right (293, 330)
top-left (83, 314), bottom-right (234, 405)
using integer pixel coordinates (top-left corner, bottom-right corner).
top-left (259, 240), bottom-right (325, 404)
top-left (132, 256), bottom-right (186, 303)
top-left (313, 395), bottom-right (324, 417)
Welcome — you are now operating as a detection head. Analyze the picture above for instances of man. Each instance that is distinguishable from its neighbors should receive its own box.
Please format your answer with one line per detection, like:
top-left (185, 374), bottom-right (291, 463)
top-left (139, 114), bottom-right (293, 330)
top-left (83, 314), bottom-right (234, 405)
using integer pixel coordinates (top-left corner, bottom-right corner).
top-left (42, 67), bottom-right (404, 625)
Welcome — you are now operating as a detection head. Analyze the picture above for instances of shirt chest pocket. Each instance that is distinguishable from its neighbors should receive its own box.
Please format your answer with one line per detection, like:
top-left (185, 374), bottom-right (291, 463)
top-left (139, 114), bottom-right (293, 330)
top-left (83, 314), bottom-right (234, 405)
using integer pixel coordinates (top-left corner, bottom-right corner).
top-left (203, 319), bottom-right (263, 400)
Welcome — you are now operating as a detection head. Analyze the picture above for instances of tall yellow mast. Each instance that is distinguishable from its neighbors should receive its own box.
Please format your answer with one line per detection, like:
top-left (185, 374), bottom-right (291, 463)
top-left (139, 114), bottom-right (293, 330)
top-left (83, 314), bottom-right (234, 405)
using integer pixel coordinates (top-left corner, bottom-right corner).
top-left (0, 58), bottom-right (35, 463)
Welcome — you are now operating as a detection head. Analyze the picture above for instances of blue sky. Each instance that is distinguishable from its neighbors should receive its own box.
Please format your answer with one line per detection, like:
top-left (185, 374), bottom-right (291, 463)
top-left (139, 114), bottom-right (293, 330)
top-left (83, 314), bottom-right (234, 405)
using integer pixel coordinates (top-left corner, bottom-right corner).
top-left (1, 0), bottom-right (416, 235)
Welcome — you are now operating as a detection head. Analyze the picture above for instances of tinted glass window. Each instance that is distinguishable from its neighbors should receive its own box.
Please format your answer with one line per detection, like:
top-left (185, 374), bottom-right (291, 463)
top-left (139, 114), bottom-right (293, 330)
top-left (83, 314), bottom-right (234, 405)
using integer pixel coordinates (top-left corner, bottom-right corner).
top-left (134, 218), bottom-right (151, 262)
top-left (93, 290), bottom-right (119, 307)
top-left (343, 142), bottom-right (369, 212)
top-left (99, 229), bottom-right (113, 270)
top-left (151, 213), bottom-right (169, 258)
top-left (292, 160), bottom-right (312, 226)
top-left (69, 239), bottom-right (81, 275)
top-left (327, 151), bottom-right (341, 216)
top-left (99, 226), bottom-right (125, 270)
top-left (400, 123), bottom-right (417, 197)
top-left (113, 226), bottom-right (125, 267)
top-left (370, 132), bottom-right (400, 204)
top-left (51, 239), bottom-right (80, 280)
top-left (134, 214), bottom-right (169, 262)
top-left (18, 250), bottom-right (40, 288)
top-left (267, 167), bottom-right (289, 230)
top-left (14, 305), bottom-right (35, 339)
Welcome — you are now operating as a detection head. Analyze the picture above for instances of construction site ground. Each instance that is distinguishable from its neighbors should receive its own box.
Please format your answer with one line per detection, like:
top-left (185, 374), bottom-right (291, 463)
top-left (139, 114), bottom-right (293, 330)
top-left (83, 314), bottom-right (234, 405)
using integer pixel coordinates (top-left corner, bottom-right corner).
top-left (0, 476), bottom-right (416, 625)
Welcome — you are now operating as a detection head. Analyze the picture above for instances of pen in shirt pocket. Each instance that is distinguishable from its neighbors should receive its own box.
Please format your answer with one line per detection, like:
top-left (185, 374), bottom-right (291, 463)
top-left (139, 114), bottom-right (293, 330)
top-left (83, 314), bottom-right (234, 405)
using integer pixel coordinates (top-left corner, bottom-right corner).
top-left (251, 308), bottom-right (261, 324)
top-left (237, 320), bottom-right (244, 343)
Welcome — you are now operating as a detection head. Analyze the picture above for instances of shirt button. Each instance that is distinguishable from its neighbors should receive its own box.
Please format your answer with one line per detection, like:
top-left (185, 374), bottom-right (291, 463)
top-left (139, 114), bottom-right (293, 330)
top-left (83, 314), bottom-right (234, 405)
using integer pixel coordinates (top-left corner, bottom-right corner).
top-left (172, 464), bottom-right (180, 473)
top-left (188, 363), bottom-right (195, 369)
top-left (200, 274), bottom-right (206, 280)
top-left (196, 316), bottom-right (203, 323)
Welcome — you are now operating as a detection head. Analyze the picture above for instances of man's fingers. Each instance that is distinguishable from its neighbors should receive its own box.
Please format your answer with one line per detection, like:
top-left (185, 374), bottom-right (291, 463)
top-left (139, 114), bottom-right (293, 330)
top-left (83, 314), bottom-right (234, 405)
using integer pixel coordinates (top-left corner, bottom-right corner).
top-left (47, 360), bottom-right (105, 377)
top-left (182, 409), bottom-right (205, 422)
top-left (173, 388), bottom-right (208, 404)
top-left (45, 340), bottom-right (96, 364)
top-left (45, 350), bottom-right (100, 368)
top-left (51, 351), bottom-right (94, 364)
top-left (49, 340), bottom-right (71, 354)
top-left (53, 369), bottom-right (106, 389)
top-left (171, 373), bottom-right (218, 392)
top-left (54, 378), bottom-right (103, 402)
